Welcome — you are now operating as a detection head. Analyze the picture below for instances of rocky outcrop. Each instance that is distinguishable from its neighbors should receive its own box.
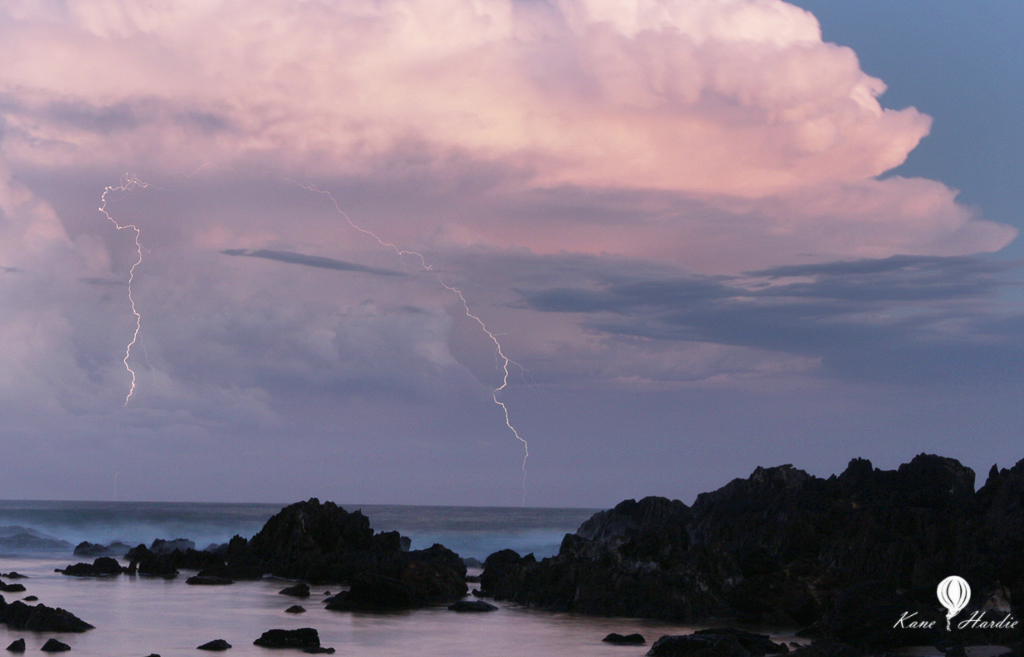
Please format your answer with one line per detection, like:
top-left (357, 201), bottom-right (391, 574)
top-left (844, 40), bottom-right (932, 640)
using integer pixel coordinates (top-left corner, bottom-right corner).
top-left (0, 597), bottom-right (93, 632)
top-left (39, 639), bottom-right (70, 653)
top-left (59, 557), bottom-right (123, 577)
top-left (480, 453), bottom-right (1024, 648)
top-left (196, 639), bottom-right (231, 651)
top-left (73, 541), bottom-right (130, 557)
top-left (604, 633), bottom-right (646, 644)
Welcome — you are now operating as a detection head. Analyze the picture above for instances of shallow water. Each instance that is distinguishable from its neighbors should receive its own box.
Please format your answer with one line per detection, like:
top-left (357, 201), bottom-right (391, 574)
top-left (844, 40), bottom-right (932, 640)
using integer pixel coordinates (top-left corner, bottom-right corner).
top-left (0, 555), bottom-right (801, 657)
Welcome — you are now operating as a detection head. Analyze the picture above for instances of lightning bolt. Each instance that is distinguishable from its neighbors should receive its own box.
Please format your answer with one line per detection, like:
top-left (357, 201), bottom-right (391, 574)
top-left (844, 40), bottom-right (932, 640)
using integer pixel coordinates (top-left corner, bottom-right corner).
top-left (98, 174), bottom-right (150, 405)
top-left (300, 183), bottom-right (530, 505)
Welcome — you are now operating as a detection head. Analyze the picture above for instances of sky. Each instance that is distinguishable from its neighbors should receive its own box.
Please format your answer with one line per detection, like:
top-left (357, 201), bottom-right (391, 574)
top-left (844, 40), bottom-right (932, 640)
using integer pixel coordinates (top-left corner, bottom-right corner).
top-left (0, 0), bottom-right (1021, 508)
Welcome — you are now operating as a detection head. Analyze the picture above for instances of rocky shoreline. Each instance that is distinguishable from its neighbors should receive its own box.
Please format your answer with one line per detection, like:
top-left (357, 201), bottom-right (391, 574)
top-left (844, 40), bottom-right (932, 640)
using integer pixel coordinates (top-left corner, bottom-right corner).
top-left (4, 452), bottom-right (1024, 657)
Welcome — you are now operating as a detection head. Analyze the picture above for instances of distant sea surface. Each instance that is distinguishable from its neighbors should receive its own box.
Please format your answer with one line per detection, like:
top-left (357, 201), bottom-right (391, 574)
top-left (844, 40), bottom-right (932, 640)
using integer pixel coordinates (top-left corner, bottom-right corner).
top-left (0, 500), bottom-right (599, 560)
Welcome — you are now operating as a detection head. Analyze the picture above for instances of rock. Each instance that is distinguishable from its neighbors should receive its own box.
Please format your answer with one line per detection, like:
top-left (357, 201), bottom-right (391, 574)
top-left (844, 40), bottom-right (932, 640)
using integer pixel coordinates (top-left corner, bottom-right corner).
top-left (646, 633), bottom-right (750, 657)
top-left (1, 573), bottom-right (26, 579)
top-left (185, 576), bottom-right (233, 585)
top-left (478, 452), bottom-right (1024, 646)
top-left (196, 639), bottom-right (231, 651)
top-left (248, 499), bottom-right (374, 563)
top-left (5, 638), bottom-right (25, 652)
top-left (285, 605), bottom-right (306, 614)
top-left (787, 641), bottom-right (864, 657)
top-left (325, 575), bottom-right (423, 611)
top-left (59, 557), bottom-right (123, 577)
top-left (0, 535), bottom-right (72, 552)
top-left (447, 600), bottom-right (498, 612)
top-left (73, 541), bottom-right (129, 557)
top-left (0, 582), bottom-right (25, 593)
top-left (692, 629), bottom-right (786, 656)
top-left (604, 633), bottom-right (646, 644)
top-left (279, 583), bottom-right (310, 598)
top-left (302, 648), bottom-right (335, 654)
top-left (0, 600), bottom-right (94, 632)
top-left (252, 628), bottom-right (320, 648)
top-left (463, 557), bottom-right (483, 568)
top-left (149, 538), bottom-right (196, 555)
top-left (39, 639), bottom-right (70, 653)
top-left (21, 597), bottom-right (36, 602)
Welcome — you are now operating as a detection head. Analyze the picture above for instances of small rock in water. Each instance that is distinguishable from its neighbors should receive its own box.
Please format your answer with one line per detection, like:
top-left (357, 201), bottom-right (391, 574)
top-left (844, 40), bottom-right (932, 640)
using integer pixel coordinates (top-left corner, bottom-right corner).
top-left (303, 648), bottom-right (336, 654)
top-left (144, 654), bottom-right (161, 657)
top-left (1, 573), bottom-right (26, 579)
top-left (447, 600), bottom-right (498, 612)
top-left (279, 583), bottom-right (311, 598)
top-left (21, 596), bottom-right (37, 601)
top-left (285, 605), bottom-right (306, 614)
top-left (253, 628), bottom-right (320, 649)
top-left (322, 591), bottom-right (331, 596)
top-left (0, 582), bottom-right (26, 592)
top-left (603, 632), bottom-right (646, 645)
top-left (40, 639), bottom-right (71, 653)
top-left (196, 639), bottom-right (232, 651)
top-left (5, 638), bottom-right (25, 652)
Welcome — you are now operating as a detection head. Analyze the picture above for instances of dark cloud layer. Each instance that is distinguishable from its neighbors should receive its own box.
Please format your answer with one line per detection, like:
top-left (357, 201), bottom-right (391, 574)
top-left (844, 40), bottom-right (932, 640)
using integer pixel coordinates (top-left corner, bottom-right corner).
top-left (520, 255), bottom-right (1024, 385)
top-left (221, 249), bottom-right (406, 277)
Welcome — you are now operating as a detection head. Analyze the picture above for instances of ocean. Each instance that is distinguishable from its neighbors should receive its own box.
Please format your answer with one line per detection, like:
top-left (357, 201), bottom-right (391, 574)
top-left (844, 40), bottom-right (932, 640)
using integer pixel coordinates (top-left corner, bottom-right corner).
top-left (0, 500), bottom-right (799, 656)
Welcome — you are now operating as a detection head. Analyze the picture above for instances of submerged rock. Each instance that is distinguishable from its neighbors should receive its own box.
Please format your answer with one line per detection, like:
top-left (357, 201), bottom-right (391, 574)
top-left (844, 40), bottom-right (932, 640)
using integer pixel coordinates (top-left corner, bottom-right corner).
top-left (5, 637), bottom-right (25, 652)
top-left (196, 639), bottom-right (231, 651)
top-left (285, 605), bottom-right (306, 614)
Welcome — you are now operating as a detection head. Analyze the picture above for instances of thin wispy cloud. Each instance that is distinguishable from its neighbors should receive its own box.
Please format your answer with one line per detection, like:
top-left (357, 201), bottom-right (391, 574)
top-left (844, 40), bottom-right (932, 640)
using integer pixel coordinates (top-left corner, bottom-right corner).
top-left (221, 249), bottom-right (406, 278)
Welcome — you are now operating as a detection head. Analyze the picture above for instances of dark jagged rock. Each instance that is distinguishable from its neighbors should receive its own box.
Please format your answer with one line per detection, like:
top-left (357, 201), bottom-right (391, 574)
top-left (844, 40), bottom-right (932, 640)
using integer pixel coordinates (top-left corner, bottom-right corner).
top-left (241, 500), bottom-right (465, 608)
top-left (149, 538), bottom-right (195, 555)
top-left (0, 582), bottom-right (25, 593)
top-left (127, 543), bottom-right (224, 579)
top-left (21, 597), bottom-right (36, 602)
top-left (196, 639), bottom-right (231, 651)
top-left (448, 600), bottom-right (498, 612)
top-left (73, 541), bottom-right (130, 557)
top-left (604, 633), bottom-right (646, 644)
top-left (39, 639), bottom-right (70, 653)
top-left (285, 605), bottom-right (306, 613)
top-left (186, 576), bottom-right (233, 585)
top-left (302, 648), bottom-right (335, 654)
top-left (0, 599), bottom-right (94, 632)
top-left (480, 453), bottom-right (1024, 650)
top-left (59, 557), bottom-right (123, 577)
top-left (5, 638), bottom-right (25, 652)
top-left (279, 583), bottom-right (311, 598)
top-left (0, 573), bottom-right (25, 579)
top-left (253, 628), bottom-right (320, 648)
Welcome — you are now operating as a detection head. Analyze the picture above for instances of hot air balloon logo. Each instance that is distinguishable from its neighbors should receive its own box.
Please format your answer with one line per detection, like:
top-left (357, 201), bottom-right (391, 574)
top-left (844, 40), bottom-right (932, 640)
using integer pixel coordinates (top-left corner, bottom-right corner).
top-left (937, 576), bottom-right (971, 630)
